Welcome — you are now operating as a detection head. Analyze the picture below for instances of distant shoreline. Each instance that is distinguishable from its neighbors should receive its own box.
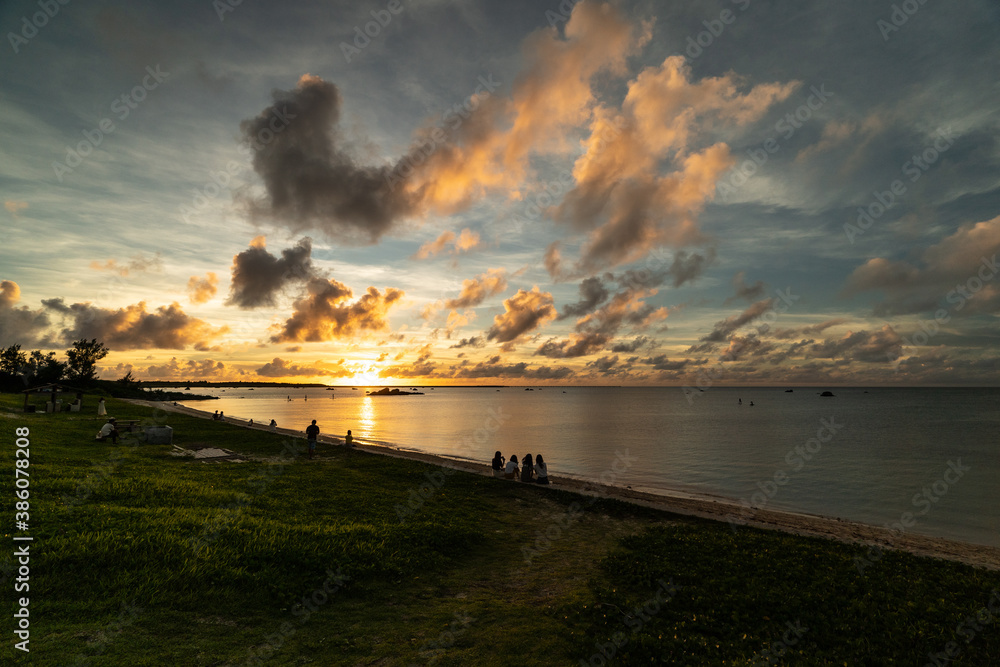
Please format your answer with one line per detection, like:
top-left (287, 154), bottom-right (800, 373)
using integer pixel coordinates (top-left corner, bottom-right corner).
top-left (128, 399), bottom-right (1000, 571)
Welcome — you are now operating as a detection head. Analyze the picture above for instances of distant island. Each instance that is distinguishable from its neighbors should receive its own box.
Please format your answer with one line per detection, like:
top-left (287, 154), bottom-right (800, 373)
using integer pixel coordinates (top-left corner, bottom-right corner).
top-left (366, 387), bottom-right (424, 396)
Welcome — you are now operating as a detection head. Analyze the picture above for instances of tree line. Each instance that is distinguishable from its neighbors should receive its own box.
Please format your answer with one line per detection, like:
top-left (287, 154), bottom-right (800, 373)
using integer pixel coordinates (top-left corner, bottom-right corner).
top-left (0, 339), bottom-right (111, 392)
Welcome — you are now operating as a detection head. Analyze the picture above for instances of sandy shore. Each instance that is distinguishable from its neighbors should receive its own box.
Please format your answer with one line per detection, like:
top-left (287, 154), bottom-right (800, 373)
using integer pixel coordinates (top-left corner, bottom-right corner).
top-left (131, 399), bottom-right (1000, 571)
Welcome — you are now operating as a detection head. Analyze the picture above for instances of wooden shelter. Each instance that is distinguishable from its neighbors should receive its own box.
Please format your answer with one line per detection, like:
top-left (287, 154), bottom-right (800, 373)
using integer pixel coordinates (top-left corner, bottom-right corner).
top-left (21, 383), bottom-right (87, 413)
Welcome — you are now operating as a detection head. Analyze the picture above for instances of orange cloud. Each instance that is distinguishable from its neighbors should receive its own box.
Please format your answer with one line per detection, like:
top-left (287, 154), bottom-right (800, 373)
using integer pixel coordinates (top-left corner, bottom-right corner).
top-left (486, 286), bottom-right (557, 344)
top-left (444, 269), bottom-right (508, 309)
top-left (187, 272), bottom-right (218, 304)
top-left (270, 278), bottom-right (404, 342)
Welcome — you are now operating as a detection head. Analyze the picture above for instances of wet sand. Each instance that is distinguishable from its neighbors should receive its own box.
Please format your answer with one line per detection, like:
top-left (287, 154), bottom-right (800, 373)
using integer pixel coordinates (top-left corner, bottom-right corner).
top-left (135, 399), bottom-right (1000, 571)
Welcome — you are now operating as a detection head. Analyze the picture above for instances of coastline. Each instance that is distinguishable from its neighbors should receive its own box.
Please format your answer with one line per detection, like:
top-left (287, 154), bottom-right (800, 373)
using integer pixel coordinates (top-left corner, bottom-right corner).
top-left (133, 399), bottom-right (1000, 571)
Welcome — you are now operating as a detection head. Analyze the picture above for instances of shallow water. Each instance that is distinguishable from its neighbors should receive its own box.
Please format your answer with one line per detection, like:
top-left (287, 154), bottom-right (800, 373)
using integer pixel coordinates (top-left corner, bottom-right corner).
top-left (179, 386), bottom-right (1000, 548)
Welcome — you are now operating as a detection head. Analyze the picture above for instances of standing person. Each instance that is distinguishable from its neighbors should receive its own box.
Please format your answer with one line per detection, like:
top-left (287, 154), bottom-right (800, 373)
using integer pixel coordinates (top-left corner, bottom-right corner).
top-left (491, 451), bottom-right (505, 479)
top-left (535, 454), bottom-right (549, 484)
top-left (504, 455), bottom-right (520, 480)
top-left (306, 419), bottom-right (320, 459)
top-left (344, 430), bottom-right (353, 447)
top-left (97, 397), bottom-right (107, 416)
top-left (521, 454), bottom-right (534, 482)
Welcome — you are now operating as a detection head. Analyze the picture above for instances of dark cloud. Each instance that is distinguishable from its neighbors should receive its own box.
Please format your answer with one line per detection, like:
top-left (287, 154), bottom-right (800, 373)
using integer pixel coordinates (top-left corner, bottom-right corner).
top-left (724, 271), bottom-right (765, 305)
top-left (719, 335), bottom-right (777, 363)
top-left (558, 276), bottom-right (610, 320)
top-left (610, 335), bottom-right (654, 353)
top-left (43, 299), bottom-right (227, 350)
top-left (226, 237), bottom-right (316, 309)
top-left (448, 355), bottom-right (573, 380)
top-left (667, 247), bottom-right (717, 288)
top-left (535, 332), bottom-right (609, 358)
top-left (807, 326), bottom-right (903, 364)
top-left (692, 297), bottom-right (776, 348)
top-left (641, 355), bottom-right (694, 371)
top-left (772, 319), bottom-right (849, 339)
top-left (241, 76), bottom-right (418, 243)
top-left (450, 336), bottom-right (486, 349)
top-left (0, 281), bottom-right (52, 347)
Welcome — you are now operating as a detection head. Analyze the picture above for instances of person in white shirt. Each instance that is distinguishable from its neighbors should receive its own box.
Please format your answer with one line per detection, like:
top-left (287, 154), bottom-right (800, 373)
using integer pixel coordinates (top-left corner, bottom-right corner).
top-left (503, 454), bottom-right (520, 480)
top-left (535, 454), bottom-right (549, 484)
top-left (97, 419), bottom-right (119, 444)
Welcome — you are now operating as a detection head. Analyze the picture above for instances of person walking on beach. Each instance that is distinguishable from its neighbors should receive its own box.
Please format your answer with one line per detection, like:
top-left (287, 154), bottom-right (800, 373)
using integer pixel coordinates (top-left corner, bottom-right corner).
top-left (491, 451), bottom-right (505, 478)
top-left (504, 455), bottom-right (520, 480)
top-left (521, 453), bottom-right (534, 482)
top-left (306, 419), bottom-right (320, 459)
top-left (535, 454), bottom-right (549, 484)
top-left (344, 429), bottom-right (353, 447)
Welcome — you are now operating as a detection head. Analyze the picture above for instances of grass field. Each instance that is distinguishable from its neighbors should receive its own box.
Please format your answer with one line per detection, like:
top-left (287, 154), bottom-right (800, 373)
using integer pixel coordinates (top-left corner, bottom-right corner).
top-left (2, 393), bottom-right (999, 665)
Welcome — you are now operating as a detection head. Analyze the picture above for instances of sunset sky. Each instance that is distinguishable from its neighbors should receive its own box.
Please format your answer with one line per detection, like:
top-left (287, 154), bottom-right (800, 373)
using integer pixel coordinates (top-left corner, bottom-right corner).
top-left (2, 0), bottom-right (999, 385)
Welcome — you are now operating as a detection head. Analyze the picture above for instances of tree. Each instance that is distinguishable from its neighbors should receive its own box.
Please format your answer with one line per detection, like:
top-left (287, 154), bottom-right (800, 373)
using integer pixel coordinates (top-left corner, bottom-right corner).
top-left (66, 339), bottom-right (109, 384)
top-left (23, 351), bottom-right (66, 386)
top-left (0, 344), bottom-right (28, 390)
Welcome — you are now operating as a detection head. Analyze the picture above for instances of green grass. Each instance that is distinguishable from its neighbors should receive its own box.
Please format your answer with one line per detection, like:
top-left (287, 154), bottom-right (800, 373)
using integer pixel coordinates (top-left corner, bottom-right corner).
top-left (2, 393), bottom-right (998, 665)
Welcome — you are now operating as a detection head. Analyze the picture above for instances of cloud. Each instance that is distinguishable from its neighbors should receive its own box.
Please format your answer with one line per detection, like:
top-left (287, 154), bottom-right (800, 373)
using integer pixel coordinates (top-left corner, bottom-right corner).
top-left (641, 354), bottom-right (696, 371)
top-left (142, 358), bottom-right (226, 379)
top-left (226, 237), bottom-right (316, 309)
top-left (692, 297), bottom-right (776, 347)
top-left (4, 201), bottom-right (28, 218)
top-left (536, 331), bottom-right (609, 358)
top-left (448, 355), bottom-right (573, 380)
top-left (724, 271), bottom-right (765, 305)
top-left (187, 272), bottom-right (218, 304)
top-left (413, 231), bottom-right (455, 260)
top-left (89, 253), bottom-right (164, 277)
top-left (42, 299), bottom-right (228, 350)
top-left (553, 55), bottom-right (796, 271)
top-left (486, 287), bottom-right (557, 344)
top-left (772, 318), bottom-right (849, 339)
top-left (610, 335), bottom-right (654, 353)
top-left (558, 276), bottom-right (610, 319)
top-left (0, 281), bottom-right (51, 347)
top-left (255, 357), bottom-right (352, 378)
top-left (444, 269), bottom-right (508, 309)
top-left (270, 277), bottom-right (403, 343)
top-left (449, 336), bottom-right (486, 349)
top-left (843, 216), bottom-right (1000, 316)
top-left (807, 325), bottom-right (903, 364)
top-left (719, 334), bottom-right (777, 363)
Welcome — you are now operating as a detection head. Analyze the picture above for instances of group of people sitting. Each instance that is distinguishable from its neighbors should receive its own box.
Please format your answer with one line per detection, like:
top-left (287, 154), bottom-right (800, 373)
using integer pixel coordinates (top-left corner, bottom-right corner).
top-left (491, 451), bottom-right (549, 484)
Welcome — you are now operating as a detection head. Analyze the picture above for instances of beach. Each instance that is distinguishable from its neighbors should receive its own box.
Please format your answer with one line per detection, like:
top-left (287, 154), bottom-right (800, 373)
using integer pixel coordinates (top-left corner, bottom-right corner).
top-left (140, 399), bottom-right (1000, 572)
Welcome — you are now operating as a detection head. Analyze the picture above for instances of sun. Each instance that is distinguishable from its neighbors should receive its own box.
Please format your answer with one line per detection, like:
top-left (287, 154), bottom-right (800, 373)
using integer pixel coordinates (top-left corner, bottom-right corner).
top-left (351, 365), bottom-right (384, 387)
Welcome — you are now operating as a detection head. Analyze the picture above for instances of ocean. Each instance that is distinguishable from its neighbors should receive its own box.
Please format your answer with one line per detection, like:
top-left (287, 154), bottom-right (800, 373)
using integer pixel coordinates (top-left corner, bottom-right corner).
top-left (177, 386), bottom-right (1000, 548)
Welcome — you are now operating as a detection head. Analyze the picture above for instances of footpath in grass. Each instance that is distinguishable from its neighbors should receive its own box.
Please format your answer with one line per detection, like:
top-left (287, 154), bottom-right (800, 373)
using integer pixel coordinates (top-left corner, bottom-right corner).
top-left (2, 393), bottom-right (999, 665)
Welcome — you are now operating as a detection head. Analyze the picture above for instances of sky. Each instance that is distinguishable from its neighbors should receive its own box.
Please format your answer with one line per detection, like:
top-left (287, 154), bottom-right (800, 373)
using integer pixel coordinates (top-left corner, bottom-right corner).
top-left (1, 0), bottom-right (999, 386)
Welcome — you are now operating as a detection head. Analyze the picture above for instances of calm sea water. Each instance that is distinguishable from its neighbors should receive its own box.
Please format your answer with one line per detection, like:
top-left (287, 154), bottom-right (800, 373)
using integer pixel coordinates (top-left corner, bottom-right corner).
top-left (178, 386), bottom-right (1000, 548)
